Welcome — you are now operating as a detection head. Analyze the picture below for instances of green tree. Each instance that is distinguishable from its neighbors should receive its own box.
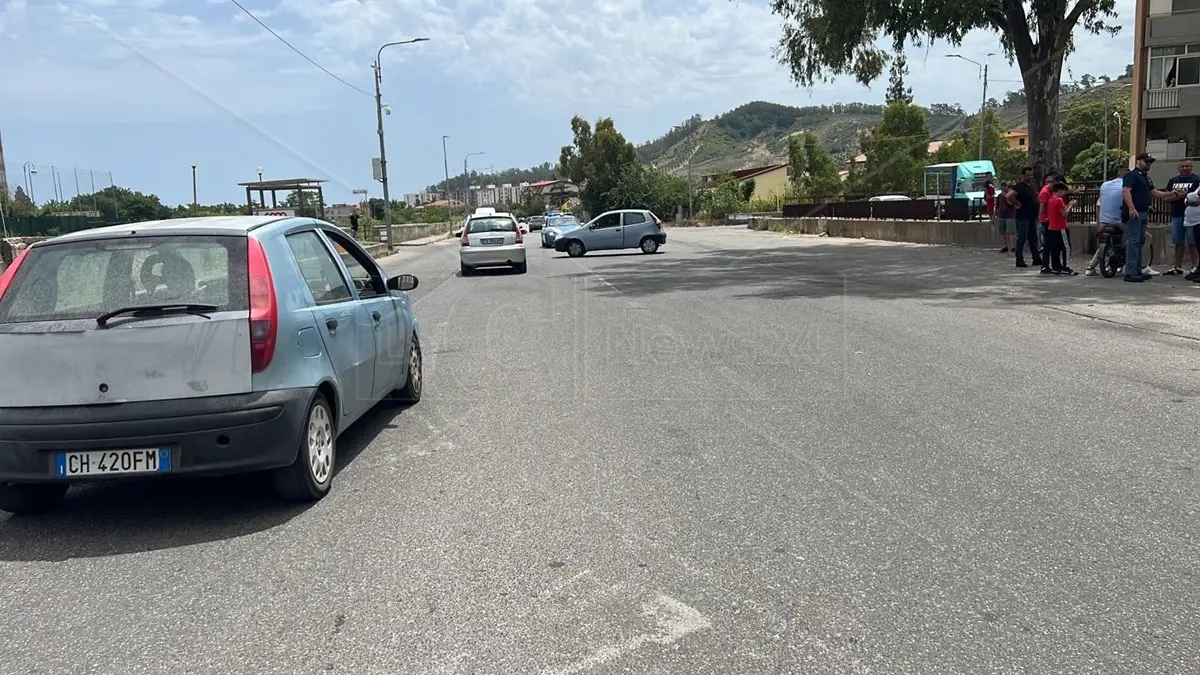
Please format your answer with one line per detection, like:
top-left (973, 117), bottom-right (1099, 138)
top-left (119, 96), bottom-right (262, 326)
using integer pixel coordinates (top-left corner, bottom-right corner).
top-left (698, 180), bottom-right (748, 218)
top-left (8, 186), bottom-right (36, 216)
top-left (1060, 92), bottom-right (1131, 177)
top-left (608, 164), bottom-right (688, 217)
top-left (786, 134), bottom-right (807, 187)
top-left (281, 190), bottom-right (326, 209)
top-left (1068, 142), bottom-right (1130, 182)
top-left (64, 186), bottom-right (170, 222)
top-left (799, 132), bottom-right (843, 199)
top-left (930, 110), bottom-right (1028, 182)
top-left (558, 116), bottom-right (638, 216)
top-left (858, 102), bottom-right (930, 194)
top-left (763, 0), bottom-right (1121, 180)
top-left (886, 53), bottom-right (913, 104)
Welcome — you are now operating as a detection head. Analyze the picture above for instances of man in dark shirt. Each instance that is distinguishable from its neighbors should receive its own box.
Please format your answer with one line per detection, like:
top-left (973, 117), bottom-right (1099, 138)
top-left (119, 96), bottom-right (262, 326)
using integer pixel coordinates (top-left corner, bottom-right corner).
top-left (1164, 159), bottom-right (1199, 274)
top-left (349, 209), bottom-right (360, 240)
top-left (1011, 166), bottom-right (1042, 268)
top-left (1123, 153), bottom-right (1178, 282)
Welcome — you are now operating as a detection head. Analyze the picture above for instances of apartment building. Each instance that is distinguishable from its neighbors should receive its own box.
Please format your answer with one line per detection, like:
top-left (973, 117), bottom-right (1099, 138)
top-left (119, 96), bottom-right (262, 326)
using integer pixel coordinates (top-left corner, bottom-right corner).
top-left (1132, 0), bottom-right (1200, 184)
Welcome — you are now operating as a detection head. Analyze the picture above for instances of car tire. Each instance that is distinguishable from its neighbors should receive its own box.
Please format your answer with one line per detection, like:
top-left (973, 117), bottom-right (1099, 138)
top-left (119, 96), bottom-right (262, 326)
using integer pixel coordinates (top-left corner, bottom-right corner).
top-left (514, 261), bottom-right (528, 274)
top-left (0, 483), bottom-right (69, 515)
top-left (460, 263), bottom-right (473, 276)
top-left (566, 240), bottom-right (586, 257)
top-left (640, 237), bottom-right (660, 254)
top-left (272, 393), bottom-right (336, 502)
top-left (394, 335), bottom-right (423, 403)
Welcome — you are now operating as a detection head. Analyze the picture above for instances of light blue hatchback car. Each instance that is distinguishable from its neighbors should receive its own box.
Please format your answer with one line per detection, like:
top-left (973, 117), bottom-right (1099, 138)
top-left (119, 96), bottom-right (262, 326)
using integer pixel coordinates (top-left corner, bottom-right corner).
top-left (0, 215), bottom-right (422, 514)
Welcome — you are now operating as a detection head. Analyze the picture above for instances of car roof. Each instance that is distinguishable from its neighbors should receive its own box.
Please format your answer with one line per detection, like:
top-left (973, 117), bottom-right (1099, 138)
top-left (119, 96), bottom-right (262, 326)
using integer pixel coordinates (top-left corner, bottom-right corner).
top-left (34, 215), bottom-right (296, 246)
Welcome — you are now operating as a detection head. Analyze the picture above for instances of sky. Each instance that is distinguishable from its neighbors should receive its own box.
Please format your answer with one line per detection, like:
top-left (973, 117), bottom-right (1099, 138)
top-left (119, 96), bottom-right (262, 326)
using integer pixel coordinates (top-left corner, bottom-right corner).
top-left (0, 0), bottom-right (1136, 208)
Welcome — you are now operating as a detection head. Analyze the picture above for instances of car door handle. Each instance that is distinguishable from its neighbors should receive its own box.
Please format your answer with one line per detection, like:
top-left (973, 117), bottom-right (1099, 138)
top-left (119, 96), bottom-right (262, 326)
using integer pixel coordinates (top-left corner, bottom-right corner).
top-left (372, 311), bottom-right (381, 323)
top-left (326, 318), bottom-right (338, 331)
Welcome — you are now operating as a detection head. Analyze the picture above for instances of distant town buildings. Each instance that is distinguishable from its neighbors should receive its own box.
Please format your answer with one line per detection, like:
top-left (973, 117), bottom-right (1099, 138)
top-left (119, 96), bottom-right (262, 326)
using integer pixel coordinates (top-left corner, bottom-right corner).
top-left (402, 180), bottom-right (579, 210)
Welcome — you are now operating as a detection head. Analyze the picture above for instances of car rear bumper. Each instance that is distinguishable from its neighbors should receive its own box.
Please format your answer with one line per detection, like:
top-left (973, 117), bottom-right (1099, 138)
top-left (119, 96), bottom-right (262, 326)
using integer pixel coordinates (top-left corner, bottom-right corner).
top-left (652, 232), bottom-right (667, 244)
top-left (461, 245), bottom-right (527, 267)
top-left (0, 388), bottom-right (313, 483)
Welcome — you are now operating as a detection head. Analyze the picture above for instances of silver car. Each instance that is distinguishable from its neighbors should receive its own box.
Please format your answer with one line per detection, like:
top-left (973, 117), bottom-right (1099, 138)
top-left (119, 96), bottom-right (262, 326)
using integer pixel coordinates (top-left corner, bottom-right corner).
top-left (459, 214), bottom-right (527, 275)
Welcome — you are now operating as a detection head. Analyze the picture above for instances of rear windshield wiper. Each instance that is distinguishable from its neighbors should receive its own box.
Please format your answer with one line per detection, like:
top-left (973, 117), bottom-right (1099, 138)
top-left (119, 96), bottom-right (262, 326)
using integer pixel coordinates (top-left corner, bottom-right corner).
top-left (96, 303), bottom-right (219, 328)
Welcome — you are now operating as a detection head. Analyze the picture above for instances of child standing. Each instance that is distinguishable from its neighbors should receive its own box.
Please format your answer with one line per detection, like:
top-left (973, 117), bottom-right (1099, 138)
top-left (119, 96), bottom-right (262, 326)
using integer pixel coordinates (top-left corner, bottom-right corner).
top-left (1043, 182), bottom-right (1078, 276)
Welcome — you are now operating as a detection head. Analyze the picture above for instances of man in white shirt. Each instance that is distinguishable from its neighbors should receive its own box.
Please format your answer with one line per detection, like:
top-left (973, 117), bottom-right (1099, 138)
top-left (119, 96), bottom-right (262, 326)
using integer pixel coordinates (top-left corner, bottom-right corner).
top-left (1086, 168), bottom-right (1160, 276)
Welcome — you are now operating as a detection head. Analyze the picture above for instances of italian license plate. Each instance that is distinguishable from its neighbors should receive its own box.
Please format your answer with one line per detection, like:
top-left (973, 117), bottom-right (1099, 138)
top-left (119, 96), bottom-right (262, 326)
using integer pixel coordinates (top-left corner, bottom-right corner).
top-left (481, 237), bottom-right (503, 245)
top-left (54, 448), bottom-right (172, 477)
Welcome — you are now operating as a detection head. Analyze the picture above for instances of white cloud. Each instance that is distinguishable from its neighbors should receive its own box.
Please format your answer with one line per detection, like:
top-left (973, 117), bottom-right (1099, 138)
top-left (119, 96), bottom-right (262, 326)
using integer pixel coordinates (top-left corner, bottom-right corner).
top-left (0, 0), bottom-right (1138, 126)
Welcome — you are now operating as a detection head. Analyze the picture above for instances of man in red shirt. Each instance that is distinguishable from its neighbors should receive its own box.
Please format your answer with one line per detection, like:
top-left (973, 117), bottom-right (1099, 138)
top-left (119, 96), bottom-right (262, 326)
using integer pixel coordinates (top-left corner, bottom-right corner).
top-left (984, 175), bottom-right (1000, 250)
top-left (1043, 182), bottom-right (1078, 276)
top-left (1036, 171), bottom-right (1060, 272)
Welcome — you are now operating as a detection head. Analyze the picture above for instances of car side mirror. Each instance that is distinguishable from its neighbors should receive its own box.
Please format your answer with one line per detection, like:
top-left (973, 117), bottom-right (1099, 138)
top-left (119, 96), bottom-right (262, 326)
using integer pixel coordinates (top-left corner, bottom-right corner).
top-left (387, 274), bottom-right (418, 292)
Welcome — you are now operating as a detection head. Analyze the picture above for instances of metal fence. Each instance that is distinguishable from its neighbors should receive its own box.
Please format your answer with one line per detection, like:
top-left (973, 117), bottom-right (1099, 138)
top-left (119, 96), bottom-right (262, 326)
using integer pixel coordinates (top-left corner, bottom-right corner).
top-left (780, 190), bottom-right (1176, 225)
top-left (4, 215), bottom-right (120, 238)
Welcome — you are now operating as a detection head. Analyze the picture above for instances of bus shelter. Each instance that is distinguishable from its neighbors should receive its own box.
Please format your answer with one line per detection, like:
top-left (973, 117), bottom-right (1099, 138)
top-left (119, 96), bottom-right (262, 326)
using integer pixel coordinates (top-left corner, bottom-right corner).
top-left (239, 178), bottom-right (327, 219)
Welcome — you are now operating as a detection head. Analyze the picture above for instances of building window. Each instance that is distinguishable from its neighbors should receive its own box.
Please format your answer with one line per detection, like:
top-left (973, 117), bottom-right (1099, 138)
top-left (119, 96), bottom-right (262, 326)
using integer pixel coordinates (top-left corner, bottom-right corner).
top-left (1149, 45), bottom-right (1200, 89)
top-left (1018, 137), bottom-right (1026, 146)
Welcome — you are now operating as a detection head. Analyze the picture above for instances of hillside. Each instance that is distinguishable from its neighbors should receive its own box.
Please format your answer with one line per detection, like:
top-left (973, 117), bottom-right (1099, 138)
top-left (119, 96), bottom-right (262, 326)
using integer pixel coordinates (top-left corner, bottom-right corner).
top-left (639, 79), bottom-right (1134, 177)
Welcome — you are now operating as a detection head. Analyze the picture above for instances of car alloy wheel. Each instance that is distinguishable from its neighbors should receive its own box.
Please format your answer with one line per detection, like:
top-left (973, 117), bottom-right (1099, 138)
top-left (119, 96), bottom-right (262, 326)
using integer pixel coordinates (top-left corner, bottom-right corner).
top-left (307, 401), bottom-right (334, 485)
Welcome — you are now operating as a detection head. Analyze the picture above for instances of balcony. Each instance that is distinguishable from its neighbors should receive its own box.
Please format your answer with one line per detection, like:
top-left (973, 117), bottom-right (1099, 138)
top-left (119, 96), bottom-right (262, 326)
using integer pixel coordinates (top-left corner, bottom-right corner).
top-left (1146, 8), bottom-right (1200, 45)
top-left (1147, 87), bottom-right (1181, 110)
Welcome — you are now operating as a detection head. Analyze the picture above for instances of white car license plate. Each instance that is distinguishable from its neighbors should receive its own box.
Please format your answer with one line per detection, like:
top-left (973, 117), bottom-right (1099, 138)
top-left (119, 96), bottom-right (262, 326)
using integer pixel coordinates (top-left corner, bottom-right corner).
top-left (54, 448), bottom-right (172, 477)
top-left (481, 237), bottom-right (503, 245)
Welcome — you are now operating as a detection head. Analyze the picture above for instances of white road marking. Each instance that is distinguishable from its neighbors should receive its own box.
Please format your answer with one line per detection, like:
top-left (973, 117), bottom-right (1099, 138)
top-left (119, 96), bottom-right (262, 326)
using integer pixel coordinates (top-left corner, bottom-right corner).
top-left (543, 593), bottom-right (711, 674)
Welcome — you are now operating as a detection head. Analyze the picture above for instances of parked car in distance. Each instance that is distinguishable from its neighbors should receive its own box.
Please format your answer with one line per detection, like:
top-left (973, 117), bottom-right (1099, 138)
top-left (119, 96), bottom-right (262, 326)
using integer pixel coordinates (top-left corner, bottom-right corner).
top-left (541, 215), bottom-right (581, 248)
top-left (528, 215), bottom-right (547, 231)
top-left (0, 215), bottom-right (423, 515)
top-left (460, 212), bottom-right (527, 275)
top-left (552, 209), bottom-right (666, 257)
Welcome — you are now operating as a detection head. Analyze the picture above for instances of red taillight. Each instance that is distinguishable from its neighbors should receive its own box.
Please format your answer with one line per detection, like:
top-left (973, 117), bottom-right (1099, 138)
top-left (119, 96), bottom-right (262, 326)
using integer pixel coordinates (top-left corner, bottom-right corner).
top-left (514, 226), bottom-right (523, 244)
top-left (247, 237), bottom-right (277, 373)
top-left (0, 248), bottom-right (28, 303)
top-left (461, 230), bottom-right (470, 246)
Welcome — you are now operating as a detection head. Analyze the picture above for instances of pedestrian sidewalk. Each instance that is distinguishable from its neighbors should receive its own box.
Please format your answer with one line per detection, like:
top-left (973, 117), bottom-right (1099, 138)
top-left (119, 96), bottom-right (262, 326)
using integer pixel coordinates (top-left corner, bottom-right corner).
top-left (400, 232), bottom-right (452, 246)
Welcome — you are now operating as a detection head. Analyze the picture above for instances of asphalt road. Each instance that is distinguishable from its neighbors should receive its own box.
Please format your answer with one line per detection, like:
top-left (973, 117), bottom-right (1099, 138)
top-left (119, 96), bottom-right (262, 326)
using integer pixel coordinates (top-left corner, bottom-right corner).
top-left (2, 226), bottom-right (1198, 674)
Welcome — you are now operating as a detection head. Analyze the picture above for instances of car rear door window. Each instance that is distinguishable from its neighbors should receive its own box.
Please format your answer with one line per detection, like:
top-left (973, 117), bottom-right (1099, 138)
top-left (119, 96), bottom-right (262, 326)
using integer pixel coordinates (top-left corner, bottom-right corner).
top-left (0, 235), bottom-right (248, 324)
top-left (622, 212), bottom-right (648, 226)
top-left (286, 231), bottom-right (354, 306)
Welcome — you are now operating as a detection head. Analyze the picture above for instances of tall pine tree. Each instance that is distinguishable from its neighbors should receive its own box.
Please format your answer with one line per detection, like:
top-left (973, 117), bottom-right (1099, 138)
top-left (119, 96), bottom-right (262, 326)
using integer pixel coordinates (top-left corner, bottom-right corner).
top-left (885, 54), bottom-right (913, 105)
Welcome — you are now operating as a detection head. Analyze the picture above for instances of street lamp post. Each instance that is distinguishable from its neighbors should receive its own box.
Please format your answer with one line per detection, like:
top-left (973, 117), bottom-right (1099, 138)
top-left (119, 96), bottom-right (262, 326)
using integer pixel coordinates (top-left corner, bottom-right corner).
top-left (373, 37), bottom-right (430, 253)
top-left (190, 162), bottom-right (198, 210)
top-left (1103, 84), bottom-right (1134, 181)
top-left (441, 135), bottom-right (452, 204)
top-left (256, 166), bottom-right (265, 208)
top-left (22, 162), bottom-right (36, 204)
top-left (463, 152), bottom-right (485, 208)
top-left (947, 53), bottom-right (993, 160)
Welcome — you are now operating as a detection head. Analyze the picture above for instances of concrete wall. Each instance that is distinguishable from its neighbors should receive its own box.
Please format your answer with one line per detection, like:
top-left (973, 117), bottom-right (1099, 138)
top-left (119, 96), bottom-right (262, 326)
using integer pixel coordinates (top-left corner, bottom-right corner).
top-left (748, 217), bottom-right (1182, 260)
top-left (373, 221), bottom-right (454, 245)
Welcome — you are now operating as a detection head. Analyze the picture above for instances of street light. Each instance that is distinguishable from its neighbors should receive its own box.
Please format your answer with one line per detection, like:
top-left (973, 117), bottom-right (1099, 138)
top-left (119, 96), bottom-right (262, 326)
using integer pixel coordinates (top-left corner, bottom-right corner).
top-left (190, 162), bottom-right (198, 209)
top-left (22, 162), bottom-right (36, 204)
top-left (441, 135), bottom-right (451, 204)
top-left (463, 152), bottom-right (485, 208)
top-left (946, 53), bottom-right (994, 160)
top-left (672, 124), bottom-right (696, 218)
top-left (1103, 84), bottom-right (1134, 180)
top-left (373, 37), bottom-right (430, 253)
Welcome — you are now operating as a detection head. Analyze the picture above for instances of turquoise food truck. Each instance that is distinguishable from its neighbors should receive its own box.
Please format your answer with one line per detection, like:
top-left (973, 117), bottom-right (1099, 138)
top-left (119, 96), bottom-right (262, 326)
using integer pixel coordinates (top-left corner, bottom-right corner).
top-left (923, 160), bottom-right (997, 214)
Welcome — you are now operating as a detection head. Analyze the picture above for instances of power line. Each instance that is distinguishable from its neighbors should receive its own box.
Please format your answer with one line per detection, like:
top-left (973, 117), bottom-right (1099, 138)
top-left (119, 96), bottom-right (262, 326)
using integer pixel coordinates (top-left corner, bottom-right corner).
top-left (229, 0), bottom-right (373, 97)
top-left (228, 0), bottom-right (437, 159)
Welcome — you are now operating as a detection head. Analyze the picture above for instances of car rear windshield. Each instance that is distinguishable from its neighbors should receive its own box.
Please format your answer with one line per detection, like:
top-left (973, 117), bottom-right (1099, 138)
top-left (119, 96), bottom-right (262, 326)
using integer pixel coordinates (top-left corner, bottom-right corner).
top-left (0, 235), bottom-right (249, 324)
top-left (467, 217), bottom-right (517, 234)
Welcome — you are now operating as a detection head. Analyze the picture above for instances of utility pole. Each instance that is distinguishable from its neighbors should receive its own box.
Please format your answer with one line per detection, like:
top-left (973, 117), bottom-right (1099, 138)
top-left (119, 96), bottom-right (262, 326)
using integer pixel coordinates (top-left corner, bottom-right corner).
top-left (441, 135), bottom-right (451, 204)
top-left (190, 162), bottom-right (198, 210)
top-left (372, 37), bottom-right (429, 253)
top-left (978, 61), bottom-right (989, 160)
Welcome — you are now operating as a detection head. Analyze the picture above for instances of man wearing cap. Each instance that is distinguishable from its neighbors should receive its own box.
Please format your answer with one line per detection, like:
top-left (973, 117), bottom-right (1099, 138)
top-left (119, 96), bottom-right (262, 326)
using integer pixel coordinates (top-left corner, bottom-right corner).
top-left (1123, 153), bottom-right (1177, 282)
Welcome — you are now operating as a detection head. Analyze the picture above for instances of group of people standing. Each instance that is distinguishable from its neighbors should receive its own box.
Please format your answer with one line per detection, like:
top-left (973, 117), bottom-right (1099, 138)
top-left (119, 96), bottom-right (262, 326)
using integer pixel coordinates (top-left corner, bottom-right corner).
top-left (987, 155), bottom-right (1200, 282)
